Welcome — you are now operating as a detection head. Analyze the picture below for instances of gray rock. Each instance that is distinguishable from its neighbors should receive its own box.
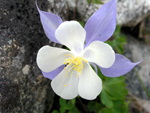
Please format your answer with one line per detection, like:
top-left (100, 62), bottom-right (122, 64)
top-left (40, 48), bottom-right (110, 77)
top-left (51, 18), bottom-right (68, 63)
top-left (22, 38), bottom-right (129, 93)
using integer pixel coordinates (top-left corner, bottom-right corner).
top-left (129, 93), bottom-right (150, 113)
top-left (0, 0), bottom-right (55, 113)
top-left (117, 0), bottom-right (150, 26)
top-left (125, 36), bottom-right (150, 100)
top-left (55, 0), bottom-right (150, 26)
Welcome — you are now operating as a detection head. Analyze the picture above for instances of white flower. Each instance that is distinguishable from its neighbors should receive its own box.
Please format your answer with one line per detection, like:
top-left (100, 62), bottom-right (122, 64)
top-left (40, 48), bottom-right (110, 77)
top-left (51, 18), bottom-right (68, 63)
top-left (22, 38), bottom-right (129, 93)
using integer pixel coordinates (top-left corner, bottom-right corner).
top-left (37, 21), bottom-right (115, 100)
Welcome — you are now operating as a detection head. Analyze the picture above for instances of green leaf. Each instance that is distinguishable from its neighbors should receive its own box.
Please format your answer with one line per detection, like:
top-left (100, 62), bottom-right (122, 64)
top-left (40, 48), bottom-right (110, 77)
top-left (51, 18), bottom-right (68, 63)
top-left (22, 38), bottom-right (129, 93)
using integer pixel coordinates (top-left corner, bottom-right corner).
top-left (59, 98), bottom-right (66, 107)
top-left (52, 110), bottom-right (59, 113)
top-left (60, 107), bottom-right (66, 113)
top-left (71, 99), bottom-right (76, 105)
top-left (59, 98), bottom-right (67, 113)
top-left (104, 77), bottom-right (125, 85)
top-left (79, 21), bottom-right (85, 27)
top-left (68, 106), bottom-right (80, 113)
top-left (88, 101), bottom-right (104, 112)
top-left (99, 108), bottom-right (114, 113)
top-left (102, 77), bottom-right (128, 99)
top-left (105, 84), bottom-right (128, 99)
top-left (100, 90), bottom-right (113, 108)
top-left (115, 26), bottom-right (121, 34)
top-left (66, 101), bottom-right (74, 110)
top-left (112, 100), bottom-right (129, 113)
top-left (87, 0), bottom-right (103, 4)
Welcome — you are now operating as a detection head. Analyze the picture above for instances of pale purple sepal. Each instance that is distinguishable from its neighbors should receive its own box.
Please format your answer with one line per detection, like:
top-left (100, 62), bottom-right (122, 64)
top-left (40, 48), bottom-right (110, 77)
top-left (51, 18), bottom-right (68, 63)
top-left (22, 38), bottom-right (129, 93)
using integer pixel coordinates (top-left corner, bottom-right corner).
top-left (36, 3), bottom-right (63, 43)
top-left (42, 65), bottom-right (64, 80)
top-left (84, 0), bottom-right (116, 46)
top-left (100, 54), bottom-right (142, 77)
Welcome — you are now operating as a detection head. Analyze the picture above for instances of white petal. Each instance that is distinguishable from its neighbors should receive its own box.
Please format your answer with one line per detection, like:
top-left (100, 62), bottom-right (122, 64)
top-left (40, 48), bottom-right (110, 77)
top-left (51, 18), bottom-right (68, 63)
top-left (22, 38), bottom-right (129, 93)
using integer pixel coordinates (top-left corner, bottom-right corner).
top-left (83, 41), bottom-right (115, 68)
top-left (55, 21), bottom-right (86, 55)
top-left (78, 63), bottom-right (102, 100)
top-left (36, 45), bottom-right (71, 72)
top-left (51, 66), bottom-right (79, 99)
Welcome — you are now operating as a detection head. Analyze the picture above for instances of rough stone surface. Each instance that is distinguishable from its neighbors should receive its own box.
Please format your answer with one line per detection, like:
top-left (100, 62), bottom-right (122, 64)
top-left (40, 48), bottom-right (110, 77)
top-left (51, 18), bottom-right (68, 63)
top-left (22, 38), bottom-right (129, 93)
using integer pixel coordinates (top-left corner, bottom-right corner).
top-left (0, 0), bottom-right (55, 113)
top-left (125, 36), bottom-right (150, 100)
top-left (22, 65), bottom-right (30, 75)
top-left (117, 0), bottom-right (150, 26)
top-left (128, 93), bottom-right (150, 113)
top-left (58, 0), bottom-right (150, 26)
top-left (47, 0), bottom-right (85, 21)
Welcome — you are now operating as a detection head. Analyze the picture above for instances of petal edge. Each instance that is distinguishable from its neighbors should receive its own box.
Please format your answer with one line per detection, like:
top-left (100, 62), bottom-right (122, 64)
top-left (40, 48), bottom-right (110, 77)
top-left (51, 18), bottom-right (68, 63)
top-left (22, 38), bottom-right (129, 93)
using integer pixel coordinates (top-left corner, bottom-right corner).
top-left (55, 21), bottom-right (86, 55)
top-left (51, 66), bottom-right (79, 99)
top-left (84, 0), bottom-right (116, 46)
top-left (36, 45), bottom-right (71, 72)
top-left (42, 65), bottom-right (65, 80)
top-left (78, 63), bottom-right (102, 100)
top-left (36, 3), bottom-right (63, 43)
top-left (100, 54), bottom-right (142, 77)
top-left (83, 41), bottom-right (115, 68)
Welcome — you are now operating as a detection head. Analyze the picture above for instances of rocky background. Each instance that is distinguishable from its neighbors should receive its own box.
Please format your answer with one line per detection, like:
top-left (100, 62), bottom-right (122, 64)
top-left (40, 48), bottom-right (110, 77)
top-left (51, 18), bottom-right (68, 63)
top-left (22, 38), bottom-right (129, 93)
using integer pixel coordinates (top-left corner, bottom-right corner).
top-left (0, 0), bottom-right (150, 113)
top-left (0, 0), bottom-right (54, 113)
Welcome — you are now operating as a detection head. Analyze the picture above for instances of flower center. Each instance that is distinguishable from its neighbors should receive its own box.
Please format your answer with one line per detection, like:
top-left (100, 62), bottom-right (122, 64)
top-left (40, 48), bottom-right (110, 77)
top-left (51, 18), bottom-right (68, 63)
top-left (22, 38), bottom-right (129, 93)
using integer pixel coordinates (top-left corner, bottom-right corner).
top-left (64, 55), bottom-right (88, 73)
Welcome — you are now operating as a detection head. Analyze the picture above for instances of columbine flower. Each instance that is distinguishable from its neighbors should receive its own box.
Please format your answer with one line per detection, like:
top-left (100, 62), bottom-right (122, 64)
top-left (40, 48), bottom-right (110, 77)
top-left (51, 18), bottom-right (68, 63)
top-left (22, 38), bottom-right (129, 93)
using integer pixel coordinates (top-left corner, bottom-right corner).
top-left (36, 0), bottom-right (140, 100)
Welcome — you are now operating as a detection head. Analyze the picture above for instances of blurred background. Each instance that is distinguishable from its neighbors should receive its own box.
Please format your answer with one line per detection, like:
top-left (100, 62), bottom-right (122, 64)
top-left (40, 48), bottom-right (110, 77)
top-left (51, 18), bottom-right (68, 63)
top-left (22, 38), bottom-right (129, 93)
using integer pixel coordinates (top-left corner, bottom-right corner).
top-left (0, 0), bottom-right (150, 113)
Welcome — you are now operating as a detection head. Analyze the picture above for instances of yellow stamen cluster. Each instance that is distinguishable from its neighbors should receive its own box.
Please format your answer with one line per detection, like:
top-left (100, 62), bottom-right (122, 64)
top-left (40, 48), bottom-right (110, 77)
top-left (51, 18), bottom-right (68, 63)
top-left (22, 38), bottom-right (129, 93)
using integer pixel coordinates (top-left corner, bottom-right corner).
top-left (64, 55), bottom-right (88, 73)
